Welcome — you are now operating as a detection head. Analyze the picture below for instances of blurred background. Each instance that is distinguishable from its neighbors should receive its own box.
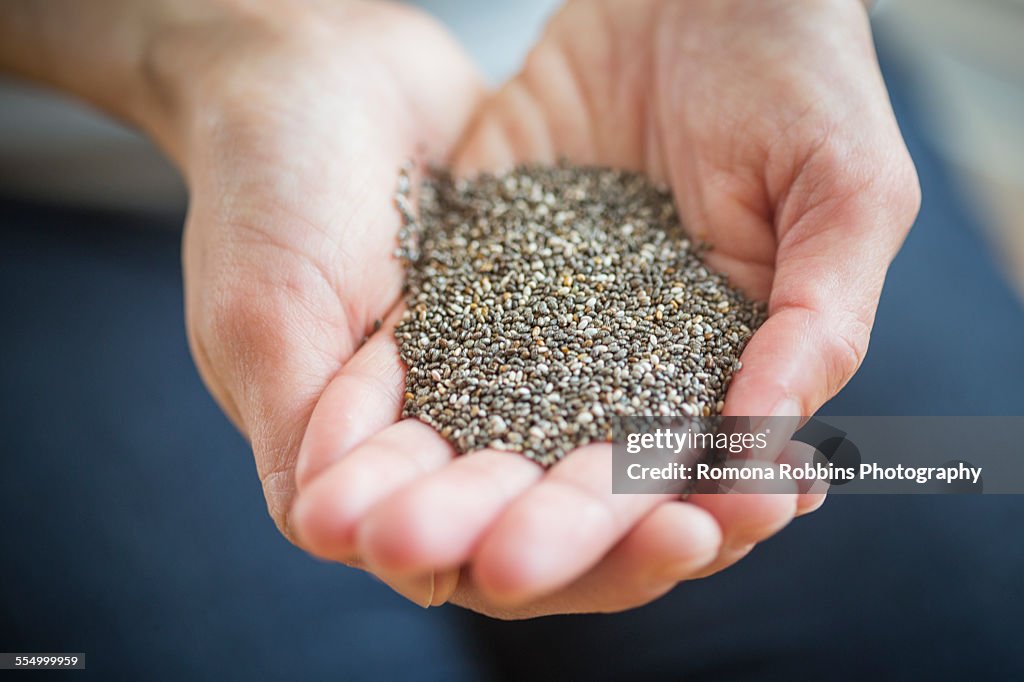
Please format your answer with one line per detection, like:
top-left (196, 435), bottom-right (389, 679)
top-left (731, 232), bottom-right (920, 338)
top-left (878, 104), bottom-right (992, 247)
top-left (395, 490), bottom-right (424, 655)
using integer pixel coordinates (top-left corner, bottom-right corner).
top-left (1, 0), bottom-right (1022, 296)
top-left (877, 0), bottom-right (1024, 298)
top-left (2, 1), bottom-right (1023, 680)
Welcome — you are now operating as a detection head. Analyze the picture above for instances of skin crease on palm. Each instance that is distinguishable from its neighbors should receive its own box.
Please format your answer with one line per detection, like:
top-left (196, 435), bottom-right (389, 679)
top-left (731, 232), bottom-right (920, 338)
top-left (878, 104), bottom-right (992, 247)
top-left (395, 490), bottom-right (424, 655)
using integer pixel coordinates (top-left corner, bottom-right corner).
top-left (0, 0), bottom-right (917, 618)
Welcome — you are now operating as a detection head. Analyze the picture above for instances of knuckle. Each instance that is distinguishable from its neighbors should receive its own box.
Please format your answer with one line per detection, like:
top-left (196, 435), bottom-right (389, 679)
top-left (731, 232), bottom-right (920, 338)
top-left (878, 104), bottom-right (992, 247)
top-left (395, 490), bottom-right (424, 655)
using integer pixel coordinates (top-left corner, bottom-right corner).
top-left (795, 123), bottom-right (921, 222)
top-left (261, 467), bottom-right (299, 542)
top-left (787, 128), bottom-right (875, 222)
top-left (890, 153), bottom-right (923, 227)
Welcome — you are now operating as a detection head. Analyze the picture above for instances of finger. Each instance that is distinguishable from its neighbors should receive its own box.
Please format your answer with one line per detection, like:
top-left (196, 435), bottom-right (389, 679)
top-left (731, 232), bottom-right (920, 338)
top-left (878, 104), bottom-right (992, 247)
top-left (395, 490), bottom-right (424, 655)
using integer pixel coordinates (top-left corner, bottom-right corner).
top-left (451, 0), bottom-right (659, 181)
top-left (685, 422), bottom-right (800, 558)
top-left (684, 453), bottom-right (810, 574)
top-left (689, 543), bottom-right (756, 580)
top-left (543, 501), bottom-right (722, 612)
top-left (290, 419), bottom-right (454, 562)
top-left (797, 492), bottom-right (827, 516)
top-left (357, 449), bottom-right (544, 576)
top-left (684, 472), bottom-right (795, 581)
top-left (775, 439), bottom-right (830, 515)
top-left (453, 81), bottom-right (553, 178)
top-left (450, 501), bottom-right (721, 618)
top-left (471, 444), bottom-right (675, 605)
top-left (687, 486), bottom-right (797, 549)
top-left (734, 425), bottom-right (829, 516)
top-left (295, 307), bottom-right (406, 490)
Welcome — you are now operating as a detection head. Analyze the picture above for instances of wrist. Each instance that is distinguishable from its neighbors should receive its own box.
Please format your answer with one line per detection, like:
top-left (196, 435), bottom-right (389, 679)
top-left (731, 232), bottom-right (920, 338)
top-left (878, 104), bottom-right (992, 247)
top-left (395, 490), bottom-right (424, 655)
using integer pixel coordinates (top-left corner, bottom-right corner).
top-left (0, 0), bottom-right (217, 163)
top-left (0, 2), bottom-right (188, 126)
top-left (0, 1), bottom-right (360, 167)
top-left (139, 0), bottom-right (395, 171)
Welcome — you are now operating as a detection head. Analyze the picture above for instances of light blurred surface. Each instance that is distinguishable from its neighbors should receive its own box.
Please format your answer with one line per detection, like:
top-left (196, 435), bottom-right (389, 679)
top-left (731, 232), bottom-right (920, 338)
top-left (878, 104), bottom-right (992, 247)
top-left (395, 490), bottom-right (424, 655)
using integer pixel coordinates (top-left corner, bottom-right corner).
top-left (875, 0), bottom-right (1024, 298)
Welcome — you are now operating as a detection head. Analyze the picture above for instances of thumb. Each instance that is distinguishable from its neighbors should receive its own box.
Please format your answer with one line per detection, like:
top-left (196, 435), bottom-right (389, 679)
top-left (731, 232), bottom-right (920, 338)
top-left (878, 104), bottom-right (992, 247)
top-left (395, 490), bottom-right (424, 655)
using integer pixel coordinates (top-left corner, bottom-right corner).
top-left (723, 142), bottom-right (921, 419)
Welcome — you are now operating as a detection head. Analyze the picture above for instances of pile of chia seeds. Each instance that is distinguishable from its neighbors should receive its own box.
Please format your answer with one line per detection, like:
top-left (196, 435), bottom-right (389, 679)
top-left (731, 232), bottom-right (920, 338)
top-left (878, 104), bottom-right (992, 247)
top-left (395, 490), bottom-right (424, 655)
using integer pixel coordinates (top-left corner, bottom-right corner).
top-left (394, 164), bottom-right (765, 467)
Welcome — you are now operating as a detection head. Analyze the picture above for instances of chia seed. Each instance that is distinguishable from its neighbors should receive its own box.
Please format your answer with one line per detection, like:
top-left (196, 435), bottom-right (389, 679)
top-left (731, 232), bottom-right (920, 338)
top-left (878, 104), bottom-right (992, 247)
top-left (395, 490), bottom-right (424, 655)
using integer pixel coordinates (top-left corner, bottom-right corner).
top-left (394, 164), bottom-right (765, 467)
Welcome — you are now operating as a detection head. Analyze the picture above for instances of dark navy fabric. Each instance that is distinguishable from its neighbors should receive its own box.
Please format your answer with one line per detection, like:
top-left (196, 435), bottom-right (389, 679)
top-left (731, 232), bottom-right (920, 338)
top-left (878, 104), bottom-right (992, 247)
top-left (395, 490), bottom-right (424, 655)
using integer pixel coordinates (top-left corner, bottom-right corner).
top-left (1, 46), bottom-right (1022, 681)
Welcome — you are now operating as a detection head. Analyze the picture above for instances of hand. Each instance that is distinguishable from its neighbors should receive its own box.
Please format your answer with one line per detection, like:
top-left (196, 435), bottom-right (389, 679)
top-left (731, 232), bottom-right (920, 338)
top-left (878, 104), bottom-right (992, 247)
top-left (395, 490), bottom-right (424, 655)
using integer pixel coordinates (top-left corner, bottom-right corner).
top-left (292, 0), bottom-right (918, 618)
top-left (162, 3), bottom-right (484, 544)
top-left (4, 0), bottom-right (492, 604)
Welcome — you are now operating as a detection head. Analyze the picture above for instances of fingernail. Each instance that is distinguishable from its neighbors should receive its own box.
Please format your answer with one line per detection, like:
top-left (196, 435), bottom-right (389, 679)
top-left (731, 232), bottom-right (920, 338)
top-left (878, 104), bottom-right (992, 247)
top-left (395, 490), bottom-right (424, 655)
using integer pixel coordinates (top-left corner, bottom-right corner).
top-left (430, 569), bottom-right (461, 606)
top-left (379, 572), bottom-right (435, 608)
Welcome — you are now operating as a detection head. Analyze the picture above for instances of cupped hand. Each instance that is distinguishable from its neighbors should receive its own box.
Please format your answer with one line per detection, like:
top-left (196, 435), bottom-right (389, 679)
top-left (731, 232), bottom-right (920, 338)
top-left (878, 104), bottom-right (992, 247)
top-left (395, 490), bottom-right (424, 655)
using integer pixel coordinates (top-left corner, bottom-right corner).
top-left (290, 0), bottom-right (918, 618)
top-left (453, 0), bottom-right (919, 591)
top-left (170, 3), bottom-right (483, 547)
